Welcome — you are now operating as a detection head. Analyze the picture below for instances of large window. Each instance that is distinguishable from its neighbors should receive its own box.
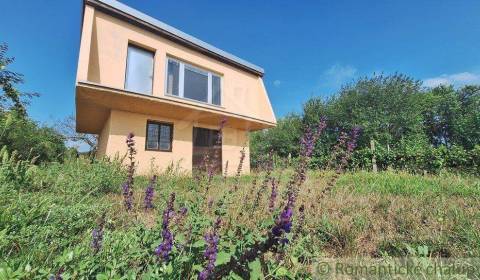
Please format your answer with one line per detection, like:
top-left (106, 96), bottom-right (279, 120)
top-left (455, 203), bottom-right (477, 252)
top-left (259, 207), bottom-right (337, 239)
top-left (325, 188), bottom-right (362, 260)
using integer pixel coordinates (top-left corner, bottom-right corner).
top-left (166, 58), bottom-right (221, 106)
top-left (145, 121), bottom-right (173, 152)
top-left (125, 45), bottom-right (154, 94)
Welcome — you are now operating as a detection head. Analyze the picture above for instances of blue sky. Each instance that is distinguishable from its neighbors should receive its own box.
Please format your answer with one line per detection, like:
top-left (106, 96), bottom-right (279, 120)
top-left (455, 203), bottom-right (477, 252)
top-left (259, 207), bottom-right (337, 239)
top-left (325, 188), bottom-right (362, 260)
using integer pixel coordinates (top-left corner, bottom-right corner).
top-left (1, 0), bottom-right (480, 125)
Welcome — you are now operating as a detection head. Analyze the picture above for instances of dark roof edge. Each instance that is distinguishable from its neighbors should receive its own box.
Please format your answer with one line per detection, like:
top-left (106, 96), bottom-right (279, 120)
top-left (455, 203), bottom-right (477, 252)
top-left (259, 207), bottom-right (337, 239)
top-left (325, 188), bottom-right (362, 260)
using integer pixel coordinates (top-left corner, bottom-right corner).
top-left (84, 0), bottom-right (265, 77)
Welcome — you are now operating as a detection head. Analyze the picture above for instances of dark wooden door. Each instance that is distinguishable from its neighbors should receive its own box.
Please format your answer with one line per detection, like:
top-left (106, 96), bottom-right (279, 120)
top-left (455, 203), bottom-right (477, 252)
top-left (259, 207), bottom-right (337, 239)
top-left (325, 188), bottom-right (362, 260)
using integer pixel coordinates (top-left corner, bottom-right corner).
top-left (192, 127), bottom-right (222, 174)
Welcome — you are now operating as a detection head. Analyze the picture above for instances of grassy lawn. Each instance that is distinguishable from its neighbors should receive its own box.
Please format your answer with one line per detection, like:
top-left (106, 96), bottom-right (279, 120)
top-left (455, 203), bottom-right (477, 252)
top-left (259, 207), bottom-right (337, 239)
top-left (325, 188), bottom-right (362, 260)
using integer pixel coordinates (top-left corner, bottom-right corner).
top-left (1, 158), bottom-right (479, 279)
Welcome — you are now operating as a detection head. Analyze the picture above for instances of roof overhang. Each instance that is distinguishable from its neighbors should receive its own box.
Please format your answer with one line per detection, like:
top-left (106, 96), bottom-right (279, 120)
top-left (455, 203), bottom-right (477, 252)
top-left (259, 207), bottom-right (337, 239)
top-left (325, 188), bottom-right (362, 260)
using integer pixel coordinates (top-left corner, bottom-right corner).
top-left (84, 0), bottom-right (264, 77)
top-left (76, 81), bottom-right (276, 134)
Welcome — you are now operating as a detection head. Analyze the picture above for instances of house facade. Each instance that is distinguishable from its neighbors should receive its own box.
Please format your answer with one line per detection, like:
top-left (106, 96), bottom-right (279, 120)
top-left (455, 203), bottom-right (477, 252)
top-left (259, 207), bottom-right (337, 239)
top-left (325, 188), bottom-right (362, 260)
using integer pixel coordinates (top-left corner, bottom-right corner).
top-left (75, 0), bottom-right (276, 175)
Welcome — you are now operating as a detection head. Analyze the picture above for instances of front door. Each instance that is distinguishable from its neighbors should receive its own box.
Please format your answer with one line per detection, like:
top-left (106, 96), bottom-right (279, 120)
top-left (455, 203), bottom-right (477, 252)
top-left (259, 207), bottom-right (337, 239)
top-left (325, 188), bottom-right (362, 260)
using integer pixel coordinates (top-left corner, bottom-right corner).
top-left (192, 127), bottom-right (222, 174)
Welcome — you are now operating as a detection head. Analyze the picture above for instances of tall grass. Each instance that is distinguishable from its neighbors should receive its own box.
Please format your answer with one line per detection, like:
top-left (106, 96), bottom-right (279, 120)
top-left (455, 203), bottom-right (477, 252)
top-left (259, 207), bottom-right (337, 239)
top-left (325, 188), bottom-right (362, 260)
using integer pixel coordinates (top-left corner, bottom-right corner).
top-left (0, 130), bottom-right (479, 279)
top-left (0, 156), bottom-right (478, 279)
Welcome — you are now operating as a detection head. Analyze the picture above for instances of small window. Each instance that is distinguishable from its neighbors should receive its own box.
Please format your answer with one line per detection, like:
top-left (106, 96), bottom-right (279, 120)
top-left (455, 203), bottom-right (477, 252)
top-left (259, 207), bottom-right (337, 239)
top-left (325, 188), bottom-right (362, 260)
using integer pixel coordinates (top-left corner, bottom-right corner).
top-left (166, 59), bottom-right (179, 96)
top-left (146, 121), bottom-right (173, 152)
top-left (212, 75), bottom-right (221, 105)
top-left (165, 58), bottom-right (222, 106)
top-left (125, 45), bottom-right (154, 94)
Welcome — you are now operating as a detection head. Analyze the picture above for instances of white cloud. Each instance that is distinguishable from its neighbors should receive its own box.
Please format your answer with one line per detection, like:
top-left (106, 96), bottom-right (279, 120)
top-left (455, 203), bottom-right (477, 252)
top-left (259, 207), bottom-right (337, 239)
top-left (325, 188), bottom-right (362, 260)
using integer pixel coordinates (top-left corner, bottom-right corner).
top-left (322, 64), bottom-right (358, 88)
top-left (423, 72), bottom-right (480, 88)
top-left (273, 80), bottom-right (282, 87)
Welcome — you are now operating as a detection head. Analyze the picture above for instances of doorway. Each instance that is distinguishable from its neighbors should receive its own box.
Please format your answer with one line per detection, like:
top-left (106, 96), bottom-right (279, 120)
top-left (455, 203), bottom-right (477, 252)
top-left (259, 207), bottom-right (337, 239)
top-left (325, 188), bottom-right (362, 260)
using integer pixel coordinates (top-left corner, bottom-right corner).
top-left (192, 127), bottom-right (222, 174)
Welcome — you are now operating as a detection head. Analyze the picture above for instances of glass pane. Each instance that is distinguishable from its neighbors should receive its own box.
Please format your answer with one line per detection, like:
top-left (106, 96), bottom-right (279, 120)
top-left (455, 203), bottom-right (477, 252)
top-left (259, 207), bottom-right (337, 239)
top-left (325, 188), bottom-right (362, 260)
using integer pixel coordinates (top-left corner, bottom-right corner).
top-left (212, 75), bottom-right (221, 105)
top-left (193, 127), bottom-right (219, 147)
top-left (159, 125), bottom-right (171, 150)
top-left (167, 60), bottom-right (179, 96)
top-left (184, 66), bottom-right (208, 103)
top-left (125, 45), bottom-right (154, 94)
top-left (146, 123), bottom-right (159, 150)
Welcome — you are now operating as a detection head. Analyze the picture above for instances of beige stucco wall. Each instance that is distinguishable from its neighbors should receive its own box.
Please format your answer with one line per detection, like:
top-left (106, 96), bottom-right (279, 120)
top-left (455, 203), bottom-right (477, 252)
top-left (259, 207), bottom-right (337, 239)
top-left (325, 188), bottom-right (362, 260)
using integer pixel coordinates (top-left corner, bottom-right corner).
top-left (98, 110), bottom-right (250, 175)
top-left (97, 112), bottom-right (111, 155)
top-left (79, 8), bottom-right (275, 125)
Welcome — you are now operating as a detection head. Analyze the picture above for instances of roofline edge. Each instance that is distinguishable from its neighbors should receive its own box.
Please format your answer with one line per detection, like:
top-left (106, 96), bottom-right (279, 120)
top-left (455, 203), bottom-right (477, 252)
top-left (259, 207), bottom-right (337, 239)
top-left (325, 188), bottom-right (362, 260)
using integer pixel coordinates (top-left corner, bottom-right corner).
top-left (84, 0), bottom-right (265, 77)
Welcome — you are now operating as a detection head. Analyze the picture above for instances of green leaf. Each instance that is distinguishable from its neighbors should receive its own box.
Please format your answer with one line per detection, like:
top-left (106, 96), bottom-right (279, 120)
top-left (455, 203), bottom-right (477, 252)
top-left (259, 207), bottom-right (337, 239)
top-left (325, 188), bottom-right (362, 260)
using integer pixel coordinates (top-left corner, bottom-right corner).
top-left (290, 256), bottom-right (299, 266)
top-left (248, 258), bottom-right (263, 280)
top-left (275, 266), bottom-right (290, 277)
top-left (215, 251), bottom-right (231, 266)
top-left (192, 240), bottom-right (206, 248)
top-left (96, 273), bottom-right (109, 280)
top-left (229, 272), bottom-right (244, 280)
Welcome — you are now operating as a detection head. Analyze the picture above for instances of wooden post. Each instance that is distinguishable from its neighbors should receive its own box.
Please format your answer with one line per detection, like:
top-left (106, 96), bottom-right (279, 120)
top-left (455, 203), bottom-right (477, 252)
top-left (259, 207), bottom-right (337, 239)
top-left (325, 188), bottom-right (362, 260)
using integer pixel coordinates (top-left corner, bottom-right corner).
top-left (371, 139), bottom-right (378, 173)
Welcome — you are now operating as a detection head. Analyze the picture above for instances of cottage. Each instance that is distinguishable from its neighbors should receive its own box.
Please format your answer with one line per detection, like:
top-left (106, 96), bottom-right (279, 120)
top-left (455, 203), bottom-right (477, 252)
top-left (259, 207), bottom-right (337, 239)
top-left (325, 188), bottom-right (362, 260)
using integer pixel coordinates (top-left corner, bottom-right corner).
top-left (75, 0), bottom-right (276, 174)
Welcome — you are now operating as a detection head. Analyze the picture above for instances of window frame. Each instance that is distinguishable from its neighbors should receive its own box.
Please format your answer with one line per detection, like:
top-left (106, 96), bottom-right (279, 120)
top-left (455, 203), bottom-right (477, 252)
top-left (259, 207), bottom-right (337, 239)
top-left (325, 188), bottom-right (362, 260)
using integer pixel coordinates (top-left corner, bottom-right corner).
top-left (145, 120), bottom-right (174, 152)
top-left (124, 43), bottom-right (155, 95)
top-left (164, 57), bottom-right (222, 106)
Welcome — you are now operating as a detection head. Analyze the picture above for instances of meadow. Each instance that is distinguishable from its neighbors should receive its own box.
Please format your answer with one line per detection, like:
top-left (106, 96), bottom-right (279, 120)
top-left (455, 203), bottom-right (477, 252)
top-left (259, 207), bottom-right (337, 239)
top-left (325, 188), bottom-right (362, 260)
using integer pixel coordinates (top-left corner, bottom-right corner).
top-left (1, 137), bottom-right (479, 279)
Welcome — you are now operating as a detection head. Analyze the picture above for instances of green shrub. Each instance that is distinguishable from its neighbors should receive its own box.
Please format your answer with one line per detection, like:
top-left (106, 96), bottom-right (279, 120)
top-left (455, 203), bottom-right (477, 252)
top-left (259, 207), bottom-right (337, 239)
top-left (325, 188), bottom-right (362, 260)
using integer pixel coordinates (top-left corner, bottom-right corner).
top-left (31, 157), bottom-right (125, 195)
top-left (0, 146), bottom-right (37, 189)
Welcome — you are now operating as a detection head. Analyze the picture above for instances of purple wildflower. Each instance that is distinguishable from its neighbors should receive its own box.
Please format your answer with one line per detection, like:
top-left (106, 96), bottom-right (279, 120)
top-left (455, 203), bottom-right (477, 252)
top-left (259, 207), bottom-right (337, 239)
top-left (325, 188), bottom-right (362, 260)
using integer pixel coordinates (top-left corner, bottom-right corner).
top-left (321, 126), bottom-right (362, 197)
top-left (261, 150), bottom-right (274, 188)
top-left (207, 197), bottom-right (214, 210)
top-left (297, 119), bottom-right (327, 185)
top-left (268, 178), bottom-right (278, 212)
top-left (272, 191), bottom-right (295, 243)
top-left (122, 132), bottom-right (136, 210)
top-left (122, 182), bottom-right (133, 211)
top-left (155, 193), bottom-right (176, 262)
top-left (204, 153), bottom-right (214, 184)
top-left (347, 126), bottom-right (361, 153)
top-left (254, 150), bottom-right (274, 207)
top-left (198, 218), bottom-right (221, 280)
top-left (223, 160), bottom-right (229, 182)
top-left (91, 229), bottom-right (103, 252)
top-left (233, 147), bottom-right (246, 190)
top-left (144, 175), bottom-right (156, 210)
top-left (91, 214), bottom-right (105, 254)
top-left (179, 206), bottom-right (188, 216)
top-left (272, 120), bottom-right (326, 243)
top-left (174, 206), bottom-right (188, 224)
top-left (204, 118), bottom-right (227, 184)
top-left (334, 126), bottom-right (362, 173)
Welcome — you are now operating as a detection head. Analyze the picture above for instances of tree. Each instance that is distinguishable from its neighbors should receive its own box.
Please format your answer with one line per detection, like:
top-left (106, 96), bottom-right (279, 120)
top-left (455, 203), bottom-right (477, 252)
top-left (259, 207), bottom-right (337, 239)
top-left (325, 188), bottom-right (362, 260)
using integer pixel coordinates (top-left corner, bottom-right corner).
top-left (250, 113), bottom-right (302, 167)
top-left (0, 43), bottom-right (38, 117)
top-left (455, 85), bottom-right (480, 149)
top-left (422, 85), bottom-right (461, 147)
top-left (58, 115), bottom-right (97, 153)
top-left (0, 43), bottom-right (66, 162)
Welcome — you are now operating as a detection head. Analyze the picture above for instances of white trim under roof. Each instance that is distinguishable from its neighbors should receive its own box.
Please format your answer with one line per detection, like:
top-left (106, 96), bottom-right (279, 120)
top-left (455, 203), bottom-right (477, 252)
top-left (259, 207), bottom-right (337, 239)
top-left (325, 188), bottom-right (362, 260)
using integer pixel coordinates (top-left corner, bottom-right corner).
top-left (84, 0), bottom-right (265, 76)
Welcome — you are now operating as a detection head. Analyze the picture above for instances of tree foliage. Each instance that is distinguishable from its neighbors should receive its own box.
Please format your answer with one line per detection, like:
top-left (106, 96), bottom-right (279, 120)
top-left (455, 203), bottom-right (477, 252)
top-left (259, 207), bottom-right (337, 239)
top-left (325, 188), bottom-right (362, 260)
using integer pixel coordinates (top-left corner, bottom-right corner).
top-left (0, 43), bottom-right (38, 117)
top-left (0, 43), bottom-right (66, 162)
top-left (251, 73), bottom-right (480, 173)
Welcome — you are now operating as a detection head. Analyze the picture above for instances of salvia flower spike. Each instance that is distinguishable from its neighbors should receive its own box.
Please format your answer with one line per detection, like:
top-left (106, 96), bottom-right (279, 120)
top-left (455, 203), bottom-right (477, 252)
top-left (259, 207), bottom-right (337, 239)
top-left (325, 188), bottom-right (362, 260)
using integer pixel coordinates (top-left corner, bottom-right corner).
top-left (123, 132), bottom-right (136, 210)
top-left (268, 178), bottom-right (278, 212)
top-left (155, 192), bottom-right (176, 262)
top-left (91, 214), bottom-right (105, 254)
top-left (198, 217), bottom-right (221, 280)
top-left (144, 175), bottom-right (156, 210)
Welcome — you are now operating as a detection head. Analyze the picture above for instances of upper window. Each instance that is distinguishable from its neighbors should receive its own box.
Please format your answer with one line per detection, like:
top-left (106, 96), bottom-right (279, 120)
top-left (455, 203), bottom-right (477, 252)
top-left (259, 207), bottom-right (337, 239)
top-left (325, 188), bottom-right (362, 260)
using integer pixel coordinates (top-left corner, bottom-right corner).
top-left (166, 58), bottom-right (221, 106)
top-left (125, 45), bottom-right (154, 94)
top-left (146, 121), bottom-right (173, 152)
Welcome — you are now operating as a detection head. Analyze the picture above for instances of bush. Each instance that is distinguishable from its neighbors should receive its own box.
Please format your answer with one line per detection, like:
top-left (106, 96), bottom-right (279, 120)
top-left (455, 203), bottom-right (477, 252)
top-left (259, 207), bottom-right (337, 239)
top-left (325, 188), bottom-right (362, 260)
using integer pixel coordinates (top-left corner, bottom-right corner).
top-left (0, 111), bottom-right (66, 163)
top-left (0, 146), bottom-right (37, 189)
top-left (31, 157), bottom-right (126, 195)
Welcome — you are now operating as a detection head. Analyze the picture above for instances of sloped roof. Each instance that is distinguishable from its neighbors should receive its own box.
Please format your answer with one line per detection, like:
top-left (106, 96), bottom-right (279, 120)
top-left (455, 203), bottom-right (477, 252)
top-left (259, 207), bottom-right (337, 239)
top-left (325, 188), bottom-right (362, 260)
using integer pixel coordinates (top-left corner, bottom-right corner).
top-left (84, 0), bottom-right (265, 76)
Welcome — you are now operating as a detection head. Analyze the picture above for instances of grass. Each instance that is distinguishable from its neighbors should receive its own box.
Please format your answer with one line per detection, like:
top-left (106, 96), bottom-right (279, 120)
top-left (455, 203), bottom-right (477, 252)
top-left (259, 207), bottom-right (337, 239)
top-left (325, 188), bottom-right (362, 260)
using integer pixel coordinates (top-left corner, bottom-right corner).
top-left (0, 156), bottom-right (479, 279)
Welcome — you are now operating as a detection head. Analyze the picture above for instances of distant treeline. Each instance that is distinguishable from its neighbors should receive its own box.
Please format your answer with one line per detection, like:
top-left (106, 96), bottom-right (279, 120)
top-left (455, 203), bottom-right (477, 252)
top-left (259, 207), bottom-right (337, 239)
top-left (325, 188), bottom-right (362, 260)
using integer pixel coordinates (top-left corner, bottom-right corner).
top-left (251, 74), bottom-right (480, 174)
